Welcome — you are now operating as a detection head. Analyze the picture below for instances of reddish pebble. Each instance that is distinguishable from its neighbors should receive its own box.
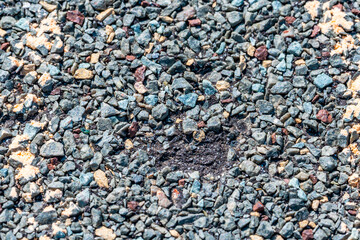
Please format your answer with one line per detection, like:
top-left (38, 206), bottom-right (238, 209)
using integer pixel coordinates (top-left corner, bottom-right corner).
top-left (73, 128), bottom-right (81, 133)
top-left (188, 19), bottom-right (201, 26)
top-left (50, 88), bottom-right (61, 95)
top-left (316, 109), bottom-right (333, 123)
top-left (126, 55), bottom-right (136, 61)
top-left (127, 201), bottom-right (139, 211)
top-left (322, 51), bottom-right (330, 57)
top-left (0, 42), bottom-right (10, 50)
top-left (221, 98), bottom-right (233, 103)
top-left (141, 1), bottom-right (150, 7)
top-left (134, 65), bottom-right (146, 82)
top-left (85, 56), bottom-right (91, 63)
top-left (349, 210), bottom-right (357, 215)
top-left (129, 122), bottom-right (140, 138)
top-left (197, 121), bottom-right (206, 128)
top-left (47, 164), bottom-right (56, 170)
top-left (309, 175), bottom-right (317, 184)
top-left (302, 229), bottom-right (314, 240)
top-left (352, 9), bottom-right (360, 15)
top-left (282, 128), bottom-right (288, 135)
top-left (178, 179), bottom-right (185, 187)
top-left (261, 215), bottom-right (269, 221)
top-left (310, 25), bottom-right (320, 38)
top-left (333, 3), bottom-right (343, 10)
top-left (285, 16), bottom-right (296, 24)
top-left (254, 46), bottom-right (268, 60)
top-left (66, 10), bottom-right (85, 25)
top-left (253, 201), bottom-right (265, 212)
top-left (271, 133), bottom-right (276, 144)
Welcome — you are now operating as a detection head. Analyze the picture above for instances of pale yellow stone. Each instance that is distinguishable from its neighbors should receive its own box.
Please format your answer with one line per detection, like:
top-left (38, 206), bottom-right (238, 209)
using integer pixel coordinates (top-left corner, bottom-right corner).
top-left (74, 69), bottom-right (94, 79)
top-left (285, 216), bottom-right (292, 222)
top-left (40, 1), bottom-right (57, 12)
top-left (125, 139), bottom-right (133, 150)
top-left (0, 28), bottom-right (7, 37)
top-left (275, 235), bottom-right (284, 240)
top-left (96, 8), bottom-right (114, 21)
top-left (169, 229), bottom-right (180, 238)
top-left (312, 200), bottom-right (320, 211)
top-left (216, 81), bottom-right (230, 91)
top-left (300, 148), bottom-right (309, 155)
top-left (39, 236), bottom-right (51, 240)
top-left (320, 196), bottom-right (328, 203)
top-left (94, 170), bottom-right (109, 188)
top-left (159, 36), bottom-right (167, 43)
top-left (197, 95), bottom-right (205, 101)
top-left (153, 33), bottom-right (160, 41)
top-left (186, 58), bottom-right (194, 66)
top-left (250, 212), bottom-right (260, 217)
top-left (159, 16), bottom-right (173, 23)
top-left (145, 43), bottom-right (154, 55)
top-left (95, 226), bottom-right (116, 240)
top-left (247, 45), bottom-right (255, 56)
top-left (239, 55), bottom-right (246, 71)
top-left (309, 221), bottom-right (317, 228)
top-left (90, 53), bottom-right (100, 64)
top-left (105, 25), bottom-right (114, 43)
top-left (295, 59), bottom-right (306, 65)
top-left (223, 111), bottom-right (230, 119)
top-left (250, 235), bottom-right (264, 240)
top-left (262, 60), bottom-right (272, 68)
top-left (349, 173), bottom-right (359, 187)
top-left (343, 192), bottom-right (350, 201)
top-left (299, 220), bottom-right (309, 228)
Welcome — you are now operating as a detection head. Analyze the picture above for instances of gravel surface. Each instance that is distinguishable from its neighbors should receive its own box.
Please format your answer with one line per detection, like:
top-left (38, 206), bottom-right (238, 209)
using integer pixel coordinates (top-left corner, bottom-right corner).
top-left (1, 0), bottom-right (360, 239)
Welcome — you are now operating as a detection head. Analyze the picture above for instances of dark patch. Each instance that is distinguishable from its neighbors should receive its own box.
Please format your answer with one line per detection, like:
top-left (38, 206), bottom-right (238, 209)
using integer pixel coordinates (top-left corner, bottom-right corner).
top-left (148, 131), bottom-right (232, 175)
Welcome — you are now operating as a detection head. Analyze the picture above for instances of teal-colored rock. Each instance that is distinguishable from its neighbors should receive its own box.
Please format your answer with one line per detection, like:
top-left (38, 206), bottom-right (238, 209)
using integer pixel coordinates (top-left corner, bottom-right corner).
top-left (0, 168), bottom-right (8, 178)
top-left (48, 64), bottom-right (60, 76)
top-left (288, 178), bottom-right (299, 188)
top-left (118, 99), bottom-right (129, 110)
top-left (80, 173), bottom-right (94, 186)
top-left (141, 56), bottom-right (162, 74)
top-left (202, 80), bottom-right (217, 95)
top-left (276, 60), bottom-right (286, 72)
top-left (314, 73), bottom-right (333, 89)
top-left (216, 42), bottom-right (226, 55)
top-left (15, 18), bottom-right (30, 31)
top-left (297, 189), bottom-right (307, 201)
top-left (287, 42), bottom-right (303, 56)
top-left (252, 83), bottom-right (265, 92)
top-left (191, 180), bottom-right (201, 193)
top-left (78, 63), bottom-right (91, 69)
top-left (231, 0), bottom-right (244, 7)
top-left (272, 1), bottom-right (282, 11)
top-left (144, 95), bottom-right (158, 106)
top-left (178, 93), bottom-right (198, 108)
